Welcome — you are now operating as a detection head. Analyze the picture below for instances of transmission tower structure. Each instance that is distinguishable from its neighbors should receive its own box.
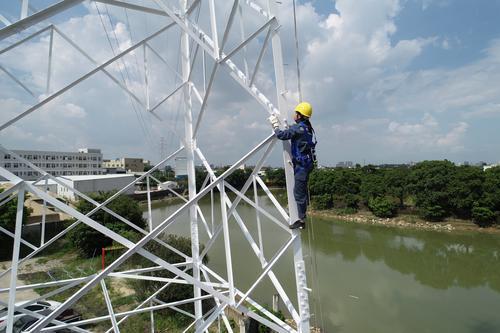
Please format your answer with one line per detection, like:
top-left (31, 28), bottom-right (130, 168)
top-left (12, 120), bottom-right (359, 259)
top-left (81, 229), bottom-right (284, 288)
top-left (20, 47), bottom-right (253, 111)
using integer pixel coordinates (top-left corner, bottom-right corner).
top-left (0, 1), bottom-right (311, 332)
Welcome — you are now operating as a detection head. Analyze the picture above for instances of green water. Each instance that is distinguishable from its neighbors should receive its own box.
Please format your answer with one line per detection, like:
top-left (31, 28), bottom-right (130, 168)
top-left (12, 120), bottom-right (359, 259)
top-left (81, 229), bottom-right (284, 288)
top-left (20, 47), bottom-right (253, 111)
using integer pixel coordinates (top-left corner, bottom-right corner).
top-left (144, 195), bottom-right (500, 333)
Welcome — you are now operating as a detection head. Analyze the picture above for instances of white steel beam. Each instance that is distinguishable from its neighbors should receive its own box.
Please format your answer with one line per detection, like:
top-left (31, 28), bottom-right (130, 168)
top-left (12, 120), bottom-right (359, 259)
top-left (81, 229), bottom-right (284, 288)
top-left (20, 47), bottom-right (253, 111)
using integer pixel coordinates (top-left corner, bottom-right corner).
top-left (180, 0), bottom-right (203, 325)
top-left (219, 18), bottom-right (276, 64)
top-left (20, 0), bottom-right (29, 20)
top-left (0, 0), bottom-right (84, 41)
top-left (249, 25), bottom-right (273, 87)
top-left (219, 181), bottom-right (235, 305)
top-left (6, 186), bottom-right (25, 333)
top-left (0, 14), bottom-right (11, 26)
top-left (219, 0), bottom-right (239, 57)
top-left (253, 176), bottom-right (264, 263)
top-left (192, 62), bottom-right (218, 139)
top-left (0, 25), bottom-right (52, 54)
top-left (46, 26), bottom-right (54, 94)
top-left (0, 64), bottom-right (36, 97)
top-left (101, 280), bottom-right (121, 333)
top-left (0, 225), bottom-right (38, 251)
top-left (255, 175), bottom-right (290, 220)
top-left (93, 0), bottom-right (168, 17)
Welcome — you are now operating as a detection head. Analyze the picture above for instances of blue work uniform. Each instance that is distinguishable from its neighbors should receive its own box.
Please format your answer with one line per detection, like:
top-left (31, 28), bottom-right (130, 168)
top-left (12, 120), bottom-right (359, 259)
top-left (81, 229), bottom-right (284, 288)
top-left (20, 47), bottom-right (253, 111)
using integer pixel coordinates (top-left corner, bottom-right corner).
top-left (274, 121), bottom-right (316, 220)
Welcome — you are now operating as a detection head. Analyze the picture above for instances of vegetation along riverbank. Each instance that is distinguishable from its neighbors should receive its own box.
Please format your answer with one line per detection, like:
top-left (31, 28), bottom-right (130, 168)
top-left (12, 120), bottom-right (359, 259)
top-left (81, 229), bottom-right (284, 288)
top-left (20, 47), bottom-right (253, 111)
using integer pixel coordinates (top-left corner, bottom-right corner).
top-left (302, 161), bottom-right (500, 231)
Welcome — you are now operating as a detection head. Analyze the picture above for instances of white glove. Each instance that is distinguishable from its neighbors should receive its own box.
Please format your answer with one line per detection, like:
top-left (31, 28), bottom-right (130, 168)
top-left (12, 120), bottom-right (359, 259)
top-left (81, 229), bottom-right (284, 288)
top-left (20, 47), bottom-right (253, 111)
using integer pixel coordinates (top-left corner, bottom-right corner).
top-left (268, 114), bottom-right (280, 130)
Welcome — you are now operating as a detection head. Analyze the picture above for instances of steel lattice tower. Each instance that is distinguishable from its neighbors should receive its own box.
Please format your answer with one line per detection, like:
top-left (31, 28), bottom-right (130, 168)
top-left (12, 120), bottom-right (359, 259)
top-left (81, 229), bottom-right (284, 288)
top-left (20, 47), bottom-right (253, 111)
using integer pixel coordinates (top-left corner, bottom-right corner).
top-left (0, 1), bottom-right (311, 332)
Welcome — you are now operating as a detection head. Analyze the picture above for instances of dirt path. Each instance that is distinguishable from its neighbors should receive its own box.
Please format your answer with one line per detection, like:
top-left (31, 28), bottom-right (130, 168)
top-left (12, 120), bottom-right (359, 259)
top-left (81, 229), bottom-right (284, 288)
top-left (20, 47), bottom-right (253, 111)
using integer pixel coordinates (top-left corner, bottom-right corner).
top-left (0, 257), bottom-right (66, 304)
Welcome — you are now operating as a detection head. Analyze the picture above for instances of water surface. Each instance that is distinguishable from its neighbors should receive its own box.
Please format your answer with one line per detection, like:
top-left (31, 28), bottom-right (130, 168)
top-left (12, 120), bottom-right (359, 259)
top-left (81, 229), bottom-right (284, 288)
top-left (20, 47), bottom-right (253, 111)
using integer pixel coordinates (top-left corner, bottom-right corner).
top-left (144, 194), bottom-right (500, 333)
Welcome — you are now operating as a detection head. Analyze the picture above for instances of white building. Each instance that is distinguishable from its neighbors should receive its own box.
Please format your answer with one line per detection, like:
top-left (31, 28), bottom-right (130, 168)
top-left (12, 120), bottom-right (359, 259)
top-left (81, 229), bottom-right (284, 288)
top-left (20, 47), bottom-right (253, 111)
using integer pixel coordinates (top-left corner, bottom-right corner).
top-left (0, 148), bottom-right (104, 181)
top-left (56, 174), bottom-right (135, 201)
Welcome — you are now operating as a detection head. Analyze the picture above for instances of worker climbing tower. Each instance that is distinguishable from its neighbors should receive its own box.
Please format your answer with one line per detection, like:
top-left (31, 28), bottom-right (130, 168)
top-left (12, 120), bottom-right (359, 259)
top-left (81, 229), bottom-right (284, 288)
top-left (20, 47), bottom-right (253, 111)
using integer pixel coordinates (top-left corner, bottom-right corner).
top-left (0, 1), bottom-right (310, 332)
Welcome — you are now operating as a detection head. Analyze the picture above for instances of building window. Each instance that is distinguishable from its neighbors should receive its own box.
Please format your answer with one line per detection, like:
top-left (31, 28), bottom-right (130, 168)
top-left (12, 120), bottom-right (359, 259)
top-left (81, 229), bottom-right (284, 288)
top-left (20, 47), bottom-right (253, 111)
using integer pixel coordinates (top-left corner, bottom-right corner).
top-left (4, 154), bottom-right (10, 159)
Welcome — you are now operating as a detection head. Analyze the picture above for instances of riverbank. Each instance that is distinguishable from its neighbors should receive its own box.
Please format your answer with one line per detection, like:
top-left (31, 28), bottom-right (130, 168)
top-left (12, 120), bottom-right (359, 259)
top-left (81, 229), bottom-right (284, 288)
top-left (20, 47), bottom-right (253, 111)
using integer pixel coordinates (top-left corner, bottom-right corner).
top-left (310, 209), bottom-right (500, 234)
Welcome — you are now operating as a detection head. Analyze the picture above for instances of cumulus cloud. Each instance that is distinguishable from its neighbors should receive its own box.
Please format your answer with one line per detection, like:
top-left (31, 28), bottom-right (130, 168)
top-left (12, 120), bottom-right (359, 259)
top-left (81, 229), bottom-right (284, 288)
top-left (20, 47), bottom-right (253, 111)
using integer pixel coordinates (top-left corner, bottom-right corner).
top-left (0, 0), bottom-right (498, 165)
top-left (387, 113), bottom-right (468, 150)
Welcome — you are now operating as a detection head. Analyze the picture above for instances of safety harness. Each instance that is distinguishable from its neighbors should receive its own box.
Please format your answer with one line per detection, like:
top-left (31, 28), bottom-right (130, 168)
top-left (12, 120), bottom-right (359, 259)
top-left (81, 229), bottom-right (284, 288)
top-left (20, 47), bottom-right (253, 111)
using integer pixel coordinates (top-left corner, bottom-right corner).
top-left (291, 121), bottom-right (317, 169)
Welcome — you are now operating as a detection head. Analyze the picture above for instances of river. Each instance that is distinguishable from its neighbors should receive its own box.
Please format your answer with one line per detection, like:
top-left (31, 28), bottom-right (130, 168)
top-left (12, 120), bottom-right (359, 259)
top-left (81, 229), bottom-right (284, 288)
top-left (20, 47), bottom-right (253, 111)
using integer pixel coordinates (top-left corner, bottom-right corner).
top-left (143, 193), bottom-right (500, 333)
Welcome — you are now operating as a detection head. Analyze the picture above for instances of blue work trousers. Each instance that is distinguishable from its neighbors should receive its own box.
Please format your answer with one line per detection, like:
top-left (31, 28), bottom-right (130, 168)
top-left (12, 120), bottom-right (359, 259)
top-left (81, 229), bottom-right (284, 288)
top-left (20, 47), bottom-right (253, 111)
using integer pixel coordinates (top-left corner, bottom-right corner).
top-left (294, 165), bottom-right (311, 220)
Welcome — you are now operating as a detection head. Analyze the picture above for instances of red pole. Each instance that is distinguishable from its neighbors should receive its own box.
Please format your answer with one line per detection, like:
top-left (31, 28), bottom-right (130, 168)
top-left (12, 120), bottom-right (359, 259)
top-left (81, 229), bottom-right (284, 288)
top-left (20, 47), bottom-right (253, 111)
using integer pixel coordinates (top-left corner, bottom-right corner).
top-left (101, 247), bottom-right (105, 270)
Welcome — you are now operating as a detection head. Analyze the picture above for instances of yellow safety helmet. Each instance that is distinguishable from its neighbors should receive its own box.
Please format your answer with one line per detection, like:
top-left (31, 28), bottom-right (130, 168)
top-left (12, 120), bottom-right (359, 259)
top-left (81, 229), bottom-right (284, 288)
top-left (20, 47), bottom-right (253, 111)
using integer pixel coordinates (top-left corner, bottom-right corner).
top-left (295, 102), bottom-right (312, 118)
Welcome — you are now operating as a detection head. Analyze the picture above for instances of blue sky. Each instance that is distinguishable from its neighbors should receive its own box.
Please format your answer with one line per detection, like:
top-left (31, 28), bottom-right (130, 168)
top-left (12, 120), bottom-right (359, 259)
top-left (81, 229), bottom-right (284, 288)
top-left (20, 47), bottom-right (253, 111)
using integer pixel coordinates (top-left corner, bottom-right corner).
top-left (1, 0), bottom-right (500, 166)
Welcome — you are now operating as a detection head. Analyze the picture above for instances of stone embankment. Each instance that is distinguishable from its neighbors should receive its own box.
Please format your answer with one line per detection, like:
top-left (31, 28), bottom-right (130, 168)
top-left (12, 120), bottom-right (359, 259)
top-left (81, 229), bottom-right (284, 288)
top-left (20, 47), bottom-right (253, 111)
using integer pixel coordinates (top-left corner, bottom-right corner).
top-left (311, 210), bottom-right (457, 232)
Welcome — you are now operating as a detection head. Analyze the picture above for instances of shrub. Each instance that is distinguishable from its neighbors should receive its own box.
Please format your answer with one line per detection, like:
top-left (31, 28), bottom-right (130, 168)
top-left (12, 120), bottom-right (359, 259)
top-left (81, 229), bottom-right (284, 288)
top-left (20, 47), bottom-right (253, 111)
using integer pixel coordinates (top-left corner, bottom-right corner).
top-left (419, 204), bottom-right (447, 222)
top-left (344, 193), bottom-right (360, 209)
top-left (472, 206), bottom-right (496, 227)
top-left (311, 194), bottom-right (333, 210)
top-left (69, 192), bottom-right (146, 257)
top-left (368, 197), bottom-right (397, 218)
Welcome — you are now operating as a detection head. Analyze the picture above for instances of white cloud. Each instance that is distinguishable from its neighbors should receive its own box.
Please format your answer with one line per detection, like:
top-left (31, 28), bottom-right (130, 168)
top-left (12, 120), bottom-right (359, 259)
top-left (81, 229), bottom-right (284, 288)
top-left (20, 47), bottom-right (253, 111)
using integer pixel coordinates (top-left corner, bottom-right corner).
top-left (387, 114), bottom-right (468, 150)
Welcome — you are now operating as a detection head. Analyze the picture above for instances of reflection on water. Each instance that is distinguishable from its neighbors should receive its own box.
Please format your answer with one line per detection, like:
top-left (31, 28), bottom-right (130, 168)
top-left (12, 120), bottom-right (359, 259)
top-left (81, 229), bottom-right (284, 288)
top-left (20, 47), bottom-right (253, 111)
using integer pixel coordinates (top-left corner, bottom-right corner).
top-left (145, 195), bottom-right (500, 333)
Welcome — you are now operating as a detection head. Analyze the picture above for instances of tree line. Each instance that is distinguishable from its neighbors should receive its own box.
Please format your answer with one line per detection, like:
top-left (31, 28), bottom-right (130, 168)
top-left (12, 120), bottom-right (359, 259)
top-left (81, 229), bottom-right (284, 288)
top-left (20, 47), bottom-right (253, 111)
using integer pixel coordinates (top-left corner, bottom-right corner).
top-left (303, 161), bottom-right (500, 227)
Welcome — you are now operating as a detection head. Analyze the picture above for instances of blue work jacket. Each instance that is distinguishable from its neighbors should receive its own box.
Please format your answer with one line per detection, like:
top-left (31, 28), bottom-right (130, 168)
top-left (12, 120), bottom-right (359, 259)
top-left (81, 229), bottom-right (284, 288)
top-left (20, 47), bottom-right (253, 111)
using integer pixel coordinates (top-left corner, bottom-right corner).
top-left (274, 121), bottom-right (315, 179)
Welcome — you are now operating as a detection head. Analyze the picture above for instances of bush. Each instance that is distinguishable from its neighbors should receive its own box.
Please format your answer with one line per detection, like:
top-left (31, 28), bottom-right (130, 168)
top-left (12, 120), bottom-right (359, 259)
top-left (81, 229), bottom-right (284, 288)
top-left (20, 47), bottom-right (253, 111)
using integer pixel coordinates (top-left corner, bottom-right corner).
top-left (472, 206), bottom-right (496, 227)
top-left (419, 204), bottom-right (447, 222)
top-left (311, 194), bottom-right (333, 210)
top-left (344, 193), bottom-right (360, 209)
top-left (368, 197), bottom-right (397, 218)
top-left (68, 192), bottom-right (146, 257)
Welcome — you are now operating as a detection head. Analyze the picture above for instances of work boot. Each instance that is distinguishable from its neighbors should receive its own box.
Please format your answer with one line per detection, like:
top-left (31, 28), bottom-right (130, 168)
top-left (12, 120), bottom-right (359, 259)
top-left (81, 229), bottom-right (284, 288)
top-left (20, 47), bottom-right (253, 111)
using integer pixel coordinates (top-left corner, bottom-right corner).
top-left (289, 220), bottom-right (306, 230)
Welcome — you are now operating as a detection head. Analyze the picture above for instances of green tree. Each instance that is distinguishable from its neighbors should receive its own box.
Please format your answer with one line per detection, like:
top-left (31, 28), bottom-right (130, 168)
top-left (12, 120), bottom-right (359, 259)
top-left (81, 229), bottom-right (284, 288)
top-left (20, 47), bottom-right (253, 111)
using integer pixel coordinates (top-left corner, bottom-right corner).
top-left (332, 169), bottom-right (361, 197)
top-left (409, 160), bottom-right (455, 221)
top-left (368, 197), bottom-right (397, 218)
top-left (264, 168), bottom-right (286, 187)
top-left (385, 167), bottom-right (410, 208)
top-left (483, 166), bottom-right (500, 214)
top-left (309, 169), bottom-right (335, 195)
top-left (447, 166), bottom-right (484, 218)
top-left (471, 206), bottom-right (495, 227)
top-left (360, 166), bottom-right (386, 205)
top-left (69, 192), bottom-right (146, 257)
top-left (311, 194), bottom-right (333, 210)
